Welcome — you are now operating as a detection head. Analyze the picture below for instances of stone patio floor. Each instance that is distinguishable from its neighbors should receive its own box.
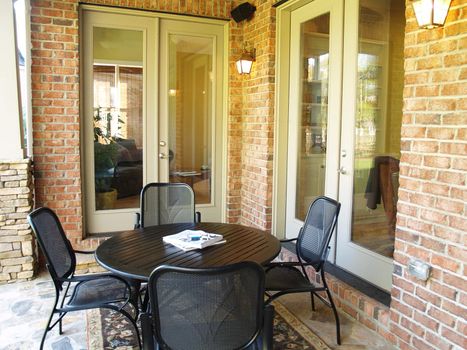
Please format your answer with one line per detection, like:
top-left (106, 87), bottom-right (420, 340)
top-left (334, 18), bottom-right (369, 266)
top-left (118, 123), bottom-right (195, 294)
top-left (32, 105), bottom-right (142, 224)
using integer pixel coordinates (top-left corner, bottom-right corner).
top-left (0, 270), bottom-right (397, 350)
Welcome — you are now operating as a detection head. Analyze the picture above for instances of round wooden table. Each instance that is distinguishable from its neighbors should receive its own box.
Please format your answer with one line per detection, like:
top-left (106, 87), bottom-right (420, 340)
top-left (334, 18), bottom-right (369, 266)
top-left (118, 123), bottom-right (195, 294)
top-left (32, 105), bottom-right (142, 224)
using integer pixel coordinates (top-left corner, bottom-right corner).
top-left (95, 222), bottom-right (281, 281)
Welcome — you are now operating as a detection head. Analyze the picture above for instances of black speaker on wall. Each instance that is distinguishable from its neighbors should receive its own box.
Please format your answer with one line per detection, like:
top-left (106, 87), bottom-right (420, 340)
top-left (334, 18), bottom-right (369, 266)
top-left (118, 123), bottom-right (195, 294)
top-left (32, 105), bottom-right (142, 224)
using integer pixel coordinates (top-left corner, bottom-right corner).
top-left (231, 2), bottom-right (256, 23)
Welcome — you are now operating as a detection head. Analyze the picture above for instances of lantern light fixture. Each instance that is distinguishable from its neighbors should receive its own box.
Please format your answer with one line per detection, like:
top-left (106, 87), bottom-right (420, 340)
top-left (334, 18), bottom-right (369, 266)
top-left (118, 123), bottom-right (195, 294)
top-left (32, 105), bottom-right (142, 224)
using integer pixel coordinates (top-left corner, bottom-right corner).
top-left (412, 0), bottom-right (452, 29)
top-left (236, 47), bottom-right (256, 75)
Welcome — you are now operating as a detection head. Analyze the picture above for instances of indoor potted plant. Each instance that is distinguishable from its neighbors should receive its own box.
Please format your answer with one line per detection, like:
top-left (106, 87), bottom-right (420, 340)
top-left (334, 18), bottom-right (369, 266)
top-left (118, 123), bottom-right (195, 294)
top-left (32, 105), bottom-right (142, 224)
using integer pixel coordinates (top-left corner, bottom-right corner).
top-left (93, 107), bottom-right (121, 210)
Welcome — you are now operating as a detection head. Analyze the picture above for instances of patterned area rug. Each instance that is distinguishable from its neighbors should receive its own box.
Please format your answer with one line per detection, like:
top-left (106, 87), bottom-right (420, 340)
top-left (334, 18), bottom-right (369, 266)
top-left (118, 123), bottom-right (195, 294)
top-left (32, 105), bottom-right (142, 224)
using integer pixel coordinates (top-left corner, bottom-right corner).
top-left (87, 301), bottom-right (330, 350)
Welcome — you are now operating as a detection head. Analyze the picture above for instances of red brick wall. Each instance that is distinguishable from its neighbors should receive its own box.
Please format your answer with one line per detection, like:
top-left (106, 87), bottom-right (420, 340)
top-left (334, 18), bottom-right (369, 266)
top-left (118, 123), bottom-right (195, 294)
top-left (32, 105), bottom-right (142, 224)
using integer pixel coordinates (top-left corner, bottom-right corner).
top-left (31, 0), bottom-right (82, 242)
top-left (236, 0), bottom-right (276, 231)
top-left (390, 1), bottom-right (466, 349)
top-left (227, 3), bottom-right (244, 223)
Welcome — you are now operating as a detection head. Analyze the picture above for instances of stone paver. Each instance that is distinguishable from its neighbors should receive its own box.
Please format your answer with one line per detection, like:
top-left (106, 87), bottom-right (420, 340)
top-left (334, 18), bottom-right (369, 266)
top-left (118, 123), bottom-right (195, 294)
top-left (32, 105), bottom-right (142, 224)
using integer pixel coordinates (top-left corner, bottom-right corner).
top-left (0, 270), bottom-right (396, 350)
top-left (0, 272), bottom-right (86, 350)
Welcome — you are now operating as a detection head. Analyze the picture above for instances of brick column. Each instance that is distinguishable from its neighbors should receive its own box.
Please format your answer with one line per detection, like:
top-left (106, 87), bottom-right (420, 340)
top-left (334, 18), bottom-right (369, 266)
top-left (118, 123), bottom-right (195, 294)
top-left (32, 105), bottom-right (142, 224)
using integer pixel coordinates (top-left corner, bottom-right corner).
top-left (0, 159), bottom-right (36, 283)
top-left (389, 1), bottom-right (466, 349)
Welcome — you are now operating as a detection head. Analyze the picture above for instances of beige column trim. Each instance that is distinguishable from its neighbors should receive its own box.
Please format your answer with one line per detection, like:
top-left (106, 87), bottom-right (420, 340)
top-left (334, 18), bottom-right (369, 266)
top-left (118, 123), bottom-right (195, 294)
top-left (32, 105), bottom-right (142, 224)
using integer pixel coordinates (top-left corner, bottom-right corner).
top-left (0, 0), bottom-right (25, 161)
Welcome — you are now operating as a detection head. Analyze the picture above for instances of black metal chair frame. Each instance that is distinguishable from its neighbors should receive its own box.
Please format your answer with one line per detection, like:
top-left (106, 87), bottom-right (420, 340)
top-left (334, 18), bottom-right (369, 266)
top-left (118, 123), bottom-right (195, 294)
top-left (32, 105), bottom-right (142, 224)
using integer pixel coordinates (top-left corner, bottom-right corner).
top-left (135, 182), bottom-right (201, 228)
top-left (141, 262), bottom-right (274, 350)
top-left (28, 207), bottom-right (141, 349)
top-left (265, 196), bottom-right (342, 345)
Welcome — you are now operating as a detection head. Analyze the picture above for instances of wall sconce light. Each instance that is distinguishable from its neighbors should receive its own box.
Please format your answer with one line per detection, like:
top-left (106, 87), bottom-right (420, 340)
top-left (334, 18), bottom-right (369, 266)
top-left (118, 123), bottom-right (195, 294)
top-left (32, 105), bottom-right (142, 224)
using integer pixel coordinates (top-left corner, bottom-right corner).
top-left (236, 48), bottom-right (256, 75)
top-left (412, 0), bottom-right (451, 29)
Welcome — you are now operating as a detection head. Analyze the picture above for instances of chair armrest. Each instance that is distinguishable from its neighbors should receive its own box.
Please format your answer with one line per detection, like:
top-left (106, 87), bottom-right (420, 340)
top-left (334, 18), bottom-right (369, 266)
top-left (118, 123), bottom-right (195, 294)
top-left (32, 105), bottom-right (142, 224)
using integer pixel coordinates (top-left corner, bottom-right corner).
top-left (73, 249), bottom-right (95, 254)
top-left (265, 261), bottom-right (316, 269)
top-left (195, 211), bottom-right (201, 223)
top-left (141, 312), bottom-right (155, 350)
top-left (61, 273), bottom-right (132, 289)
top-left (280, 238), bottom-right (297, 243)
top-left (134, 212), bottom-right (141, 229)
top-left (264, 261), bottom-right (301, 272)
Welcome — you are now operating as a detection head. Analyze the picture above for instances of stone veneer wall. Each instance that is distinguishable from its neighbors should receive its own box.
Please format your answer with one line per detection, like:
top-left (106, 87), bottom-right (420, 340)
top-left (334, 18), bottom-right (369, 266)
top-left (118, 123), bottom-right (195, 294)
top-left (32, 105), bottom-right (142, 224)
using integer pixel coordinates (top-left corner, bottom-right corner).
top-left (0, 159), bottom-right (36, 283)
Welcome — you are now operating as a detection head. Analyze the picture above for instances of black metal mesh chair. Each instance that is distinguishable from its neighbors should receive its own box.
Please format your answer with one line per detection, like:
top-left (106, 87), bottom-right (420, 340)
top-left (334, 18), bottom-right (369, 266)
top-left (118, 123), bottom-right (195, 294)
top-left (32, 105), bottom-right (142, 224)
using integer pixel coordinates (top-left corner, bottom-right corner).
top-left (141, 261), bottom-right (274, 350)
top-left (135, 182), bottom-right (201, 228)
top-left (27, 207), bottom-right (140, 349)
top-left (265, 196), bottom-right (342, 344)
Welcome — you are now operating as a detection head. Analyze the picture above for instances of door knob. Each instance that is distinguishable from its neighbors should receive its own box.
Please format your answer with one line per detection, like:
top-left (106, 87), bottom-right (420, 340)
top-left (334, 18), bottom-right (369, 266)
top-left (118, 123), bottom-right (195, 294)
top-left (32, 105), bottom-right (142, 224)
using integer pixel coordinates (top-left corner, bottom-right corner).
top-left (159, 141), bottom-right (166, 146)
top-left (159, 153), bottom-right (168, 159)
top-left (338, 166), bottom-right (347, 175)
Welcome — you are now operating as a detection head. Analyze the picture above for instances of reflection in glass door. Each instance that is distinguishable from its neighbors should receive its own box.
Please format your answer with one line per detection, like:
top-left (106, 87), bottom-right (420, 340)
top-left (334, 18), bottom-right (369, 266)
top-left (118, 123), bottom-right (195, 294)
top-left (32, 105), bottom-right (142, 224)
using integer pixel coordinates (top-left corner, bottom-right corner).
top-left (84, 11), bottom-right (226, 232)
top-left (83, 10), bottom-right (157, 233)
top-left (337, 0), bottom-right (404, 291)
top-left (93, 62), bottom-right (144, 211)
top-left (159, 19), bottom-right (225, 222)
top-left (285, 0), bottom-right (342, 237)
top-left (295, 14), bottom-right (329, 221)
top-left (282, 0), bottom-right (404, 290)
top-left (166, 34), bottom-right (213, 205)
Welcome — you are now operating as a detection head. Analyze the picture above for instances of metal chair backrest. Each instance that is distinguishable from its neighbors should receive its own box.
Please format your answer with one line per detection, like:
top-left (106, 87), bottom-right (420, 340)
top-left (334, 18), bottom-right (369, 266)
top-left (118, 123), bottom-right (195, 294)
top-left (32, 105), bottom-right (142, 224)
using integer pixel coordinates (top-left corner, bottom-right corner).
top-left (140, 182), bottom-right (196, 228)
top-left (27, 207), bottom-right (76, 285)
top-left (148, 261), bottom-right (265, 350)
top-left (296, 196), bottom-right (341, 271)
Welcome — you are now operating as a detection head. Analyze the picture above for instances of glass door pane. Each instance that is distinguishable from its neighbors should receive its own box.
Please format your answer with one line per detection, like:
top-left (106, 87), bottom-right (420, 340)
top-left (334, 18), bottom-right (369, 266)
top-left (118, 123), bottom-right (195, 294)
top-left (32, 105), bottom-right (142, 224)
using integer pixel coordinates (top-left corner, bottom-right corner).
top-left (166, 34), bottom-right (213, 205)
top-left (285, 0), bottom-right (343, 239)
top-left (295, 14), bottom-right (330, 220)
top-left (92, 28), bottom-right (144, 211)
top-left (336, 0), bottom-right (405, 291)
top-left (351, 0), bottom-right (404, 258)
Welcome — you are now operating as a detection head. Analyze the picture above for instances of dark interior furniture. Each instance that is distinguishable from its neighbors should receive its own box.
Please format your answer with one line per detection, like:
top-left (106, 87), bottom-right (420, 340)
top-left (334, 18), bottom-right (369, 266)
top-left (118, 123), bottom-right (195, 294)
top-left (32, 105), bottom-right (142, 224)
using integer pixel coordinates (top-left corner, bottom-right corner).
top-left (141, 261), bottom-right (274, 350)
top-left (27, 207), bottom-right (140, 349)
top-left (365, 156), bottom-right (400, 234)
top-left (111, 138), bottom-right (143, 199)
top-left (135, 182), bottom-right (201, 229)
top-left (95, 222), bottom-right (281, 282)
top-left (169, 169), bottom-right (211, 190)
top-left (264, 196), bottom-right (342, 345)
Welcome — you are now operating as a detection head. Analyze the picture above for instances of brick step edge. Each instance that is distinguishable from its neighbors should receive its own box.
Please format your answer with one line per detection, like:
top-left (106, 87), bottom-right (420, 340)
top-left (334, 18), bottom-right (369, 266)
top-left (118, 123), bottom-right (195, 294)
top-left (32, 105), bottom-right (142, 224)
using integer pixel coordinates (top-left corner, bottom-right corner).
top-left (276, 247), bottom-right (394, 344)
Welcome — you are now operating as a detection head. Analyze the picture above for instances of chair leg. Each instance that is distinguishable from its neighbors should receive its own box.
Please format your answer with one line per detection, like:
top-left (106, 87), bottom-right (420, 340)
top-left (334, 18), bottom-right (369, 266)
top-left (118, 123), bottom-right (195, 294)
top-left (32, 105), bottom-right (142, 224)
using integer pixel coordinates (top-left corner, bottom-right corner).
top-left (129, 279), bottom-right (142, 314)
top-left (40, 292), bottom-right (60, 350)
top-left (321, 269), bottom-right (341, 345)
top-left (59, 314), bottom-right (63, 334)
top-left (310, 292), bottom-right (315, 311)
top-left (40, 310), bottom-right (54, 350)
top-left (114, 307), bottom-right (142, 349)
top-left (263, 304), bottom-right (275, 350)
top-left (141, 312), bottom-right (154, 350)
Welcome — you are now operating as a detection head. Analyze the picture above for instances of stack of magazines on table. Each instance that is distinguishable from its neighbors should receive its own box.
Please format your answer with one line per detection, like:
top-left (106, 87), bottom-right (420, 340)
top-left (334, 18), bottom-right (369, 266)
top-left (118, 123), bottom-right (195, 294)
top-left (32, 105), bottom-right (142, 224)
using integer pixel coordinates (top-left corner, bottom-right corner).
top-left (163, 230), bottom-right (225, 251)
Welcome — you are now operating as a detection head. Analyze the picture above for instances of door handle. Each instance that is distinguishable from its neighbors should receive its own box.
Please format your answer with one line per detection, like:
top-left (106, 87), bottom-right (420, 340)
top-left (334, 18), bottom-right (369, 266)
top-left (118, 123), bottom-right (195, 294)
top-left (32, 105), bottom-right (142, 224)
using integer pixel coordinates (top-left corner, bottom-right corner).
top-left (338, 166), bottom-right (347, 175)
top-left (158, 153), bottom-right (168, 159)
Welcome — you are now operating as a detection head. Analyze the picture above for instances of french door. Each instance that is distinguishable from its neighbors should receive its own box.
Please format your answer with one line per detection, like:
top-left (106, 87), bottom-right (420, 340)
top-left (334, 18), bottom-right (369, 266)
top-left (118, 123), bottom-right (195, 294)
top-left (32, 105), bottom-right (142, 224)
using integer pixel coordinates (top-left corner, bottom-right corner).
top-left (82, 8), bottom-right (226, 233)
top-left (283, 0), bottom-right (404, 291)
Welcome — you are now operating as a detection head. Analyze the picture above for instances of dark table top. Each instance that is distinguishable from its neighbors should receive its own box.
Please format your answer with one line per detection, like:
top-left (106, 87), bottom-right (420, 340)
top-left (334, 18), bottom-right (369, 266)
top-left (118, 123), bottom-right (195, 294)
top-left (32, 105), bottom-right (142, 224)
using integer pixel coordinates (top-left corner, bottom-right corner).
top-left (95, 222), bottom-right (281, 281)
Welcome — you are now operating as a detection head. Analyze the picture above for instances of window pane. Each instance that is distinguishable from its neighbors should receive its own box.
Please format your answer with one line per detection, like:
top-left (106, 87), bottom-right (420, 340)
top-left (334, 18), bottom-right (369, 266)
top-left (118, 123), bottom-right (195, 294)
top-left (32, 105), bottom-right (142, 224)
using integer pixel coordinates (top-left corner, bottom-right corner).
top-left (167, 34), bottom-right (213, 205)
top-left (295, 13), bottom-right (330, 221)
top-left (351, 0), bottom-right (405, 258)
top-left (14, 0), bottom-right (30, 155)
top-left (93, 28), bottom-right (143, 211)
